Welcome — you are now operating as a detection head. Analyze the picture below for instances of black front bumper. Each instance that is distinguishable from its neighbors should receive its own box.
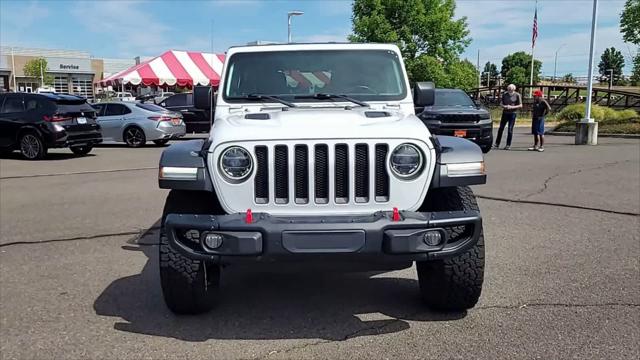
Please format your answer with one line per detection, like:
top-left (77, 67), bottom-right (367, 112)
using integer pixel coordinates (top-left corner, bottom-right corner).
top-left (427, 122), bottom-right (493, 147)
top-left (164, 210), bottom-right (482, 265)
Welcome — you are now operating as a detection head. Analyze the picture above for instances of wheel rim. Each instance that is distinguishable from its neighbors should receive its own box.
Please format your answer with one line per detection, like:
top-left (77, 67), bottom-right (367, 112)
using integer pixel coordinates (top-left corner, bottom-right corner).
top-left (21, 134), bottom-right (40, 159)
top-left (125, 128), bottom-right (143, 145)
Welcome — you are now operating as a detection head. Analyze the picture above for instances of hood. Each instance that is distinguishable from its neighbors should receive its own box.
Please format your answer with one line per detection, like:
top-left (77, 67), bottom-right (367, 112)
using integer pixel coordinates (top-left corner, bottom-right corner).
top-left (421, 106), bottom-right (488, 115)
top-left (210, 107), bottom-right (430, 146)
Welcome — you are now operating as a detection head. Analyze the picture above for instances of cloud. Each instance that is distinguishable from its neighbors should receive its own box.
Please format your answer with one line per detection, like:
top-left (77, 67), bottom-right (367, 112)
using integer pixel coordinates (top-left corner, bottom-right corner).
top-left (1, 0), bottom-right (51, 47)
top-left (457, 0), bottom-right (633, 75)
top-left (465, 26), bottom-right (633, 76)
top-left (457, 0), bottom-right (626, 41)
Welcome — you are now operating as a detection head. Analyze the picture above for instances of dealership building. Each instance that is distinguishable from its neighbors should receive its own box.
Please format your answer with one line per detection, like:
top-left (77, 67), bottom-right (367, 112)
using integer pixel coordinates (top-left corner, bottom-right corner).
top-left (0, 46), bottom-right (135, 98)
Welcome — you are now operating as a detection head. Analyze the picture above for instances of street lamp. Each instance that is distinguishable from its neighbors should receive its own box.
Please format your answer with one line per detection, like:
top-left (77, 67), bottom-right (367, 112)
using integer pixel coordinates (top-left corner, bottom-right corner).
top-left (577, 0), bottom-right (599, 146)
top-left (607, 68), bottom-right (613, 89)
top-left (287, 11), bottom-right (304, 43)
top-left (553, 43), bottom-right (566, 83)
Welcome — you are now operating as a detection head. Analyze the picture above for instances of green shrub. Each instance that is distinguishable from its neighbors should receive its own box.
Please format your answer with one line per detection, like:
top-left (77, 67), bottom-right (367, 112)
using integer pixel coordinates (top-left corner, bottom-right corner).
top-left (555, 104), bottom-right (638, 122)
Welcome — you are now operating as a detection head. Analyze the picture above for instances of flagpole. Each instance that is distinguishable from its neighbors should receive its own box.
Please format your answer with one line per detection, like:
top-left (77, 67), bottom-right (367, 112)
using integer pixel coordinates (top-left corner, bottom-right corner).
top-left (529, 44), bottom-right (535, 97)
top-left (529, 0), bottom-right (537, 98)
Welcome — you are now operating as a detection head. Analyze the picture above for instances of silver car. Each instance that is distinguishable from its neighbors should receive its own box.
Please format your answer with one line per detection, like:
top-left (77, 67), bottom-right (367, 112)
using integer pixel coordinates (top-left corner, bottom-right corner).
top-left (91, 102), bottom-right (186, 147)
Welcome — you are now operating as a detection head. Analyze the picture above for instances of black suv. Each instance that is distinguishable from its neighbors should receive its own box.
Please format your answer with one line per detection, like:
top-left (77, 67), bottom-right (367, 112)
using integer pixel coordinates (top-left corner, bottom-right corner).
top-left (417, 89), bottom-right (493, 153)
top-left (157, 93), bottom-right (211, 133)
top-left (0, 93), bottom-right (102, 159)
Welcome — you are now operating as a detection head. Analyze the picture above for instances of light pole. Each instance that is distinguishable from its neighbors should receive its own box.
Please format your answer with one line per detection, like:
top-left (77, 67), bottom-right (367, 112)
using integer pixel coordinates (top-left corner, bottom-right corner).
top-left (553, 43), bottom-right (566, 83)
top-left (287, 11), bottom-right (304, 43)
top-left (607, 68), bottom-right (613, 89)
top-left (577, 0), bottom-right (599, 145)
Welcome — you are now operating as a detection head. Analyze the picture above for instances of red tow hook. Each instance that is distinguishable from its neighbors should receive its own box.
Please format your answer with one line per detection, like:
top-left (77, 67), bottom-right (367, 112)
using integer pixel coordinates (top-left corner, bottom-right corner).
top-left (245, 209), bottom-right (253, 224)
top-left (392, 207), bottom-right (401, 222)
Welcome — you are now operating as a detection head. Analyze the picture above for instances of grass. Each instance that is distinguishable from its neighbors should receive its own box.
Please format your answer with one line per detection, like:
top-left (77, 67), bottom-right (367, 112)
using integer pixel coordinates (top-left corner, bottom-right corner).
top-left (489, 107), bottom-right (558, 126)
top-left (552, 104), bottom-right (640, 134)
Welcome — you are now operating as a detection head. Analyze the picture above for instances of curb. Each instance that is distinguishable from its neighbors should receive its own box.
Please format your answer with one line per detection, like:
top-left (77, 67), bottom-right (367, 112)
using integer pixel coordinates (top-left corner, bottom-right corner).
top-left (546, 131), bottom-right (640, 139)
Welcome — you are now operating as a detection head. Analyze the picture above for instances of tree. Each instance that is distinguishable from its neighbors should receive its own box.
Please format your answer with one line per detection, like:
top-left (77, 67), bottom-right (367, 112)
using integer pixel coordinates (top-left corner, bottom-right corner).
top-left (350, 0), bottom-right (475, 87)
top-left (482, 61), bottom-right (499, 87)
top-left (620, 0), bottom-right (640, 45)
top-left (598, 47), bottom-right (625, 85)
top-left (500, 52), bottom-right (542, 85)
top-left (23, 57), bottom-right (53, 85)
top-left (406, 57), bottom-right (478, 91)
top-left (563, 73), bottom-right (575, 83)
top-left (631, 52), bottom-right (640, 86)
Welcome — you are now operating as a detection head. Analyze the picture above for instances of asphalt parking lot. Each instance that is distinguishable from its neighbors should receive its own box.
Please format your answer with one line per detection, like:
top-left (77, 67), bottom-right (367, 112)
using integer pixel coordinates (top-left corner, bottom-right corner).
top-left (1, 129), bottom-right (639, 359)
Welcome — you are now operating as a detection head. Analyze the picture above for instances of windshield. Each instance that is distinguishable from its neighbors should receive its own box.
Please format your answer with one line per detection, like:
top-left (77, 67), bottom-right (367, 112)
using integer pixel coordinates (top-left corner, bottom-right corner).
top-left (434, 90), bottom-right (475, 107)
top-left (223, 50), bottom-right (407, 103)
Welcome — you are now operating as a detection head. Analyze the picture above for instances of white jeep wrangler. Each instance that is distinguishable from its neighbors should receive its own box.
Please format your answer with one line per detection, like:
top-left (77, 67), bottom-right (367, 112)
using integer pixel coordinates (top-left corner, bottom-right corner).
top-left (158, 43), bottom-right (486, 314)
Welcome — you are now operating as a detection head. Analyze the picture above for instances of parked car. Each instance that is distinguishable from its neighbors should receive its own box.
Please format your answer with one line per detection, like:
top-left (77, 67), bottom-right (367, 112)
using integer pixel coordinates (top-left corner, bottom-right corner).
top-left (157, 92), bottom-right (211, 133)
top-left (0, 93), bottom-right (102, 159)
top-left (154, 92), bottom-right (175, 104)
top-left (115, 92), bottom-right (135, 102)
top-left (417, 88), bottom-right (493, 153)
top-left (91, 102), bottom-right (186, 147)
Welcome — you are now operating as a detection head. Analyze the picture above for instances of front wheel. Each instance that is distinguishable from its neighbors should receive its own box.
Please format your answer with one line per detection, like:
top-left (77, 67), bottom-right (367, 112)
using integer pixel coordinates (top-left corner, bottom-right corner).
top-left (159, 190), bottom-right (220, 314)
top-left (70, 145), bottom-right (93, 156)
top-left (417, 186), bottom-right (485, 311)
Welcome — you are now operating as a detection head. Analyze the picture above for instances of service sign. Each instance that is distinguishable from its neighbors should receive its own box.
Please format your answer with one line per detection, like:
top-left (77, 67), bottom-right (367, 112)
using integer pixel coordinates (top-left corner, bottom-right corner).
top-left (46, 57), bottom-right (92, 73)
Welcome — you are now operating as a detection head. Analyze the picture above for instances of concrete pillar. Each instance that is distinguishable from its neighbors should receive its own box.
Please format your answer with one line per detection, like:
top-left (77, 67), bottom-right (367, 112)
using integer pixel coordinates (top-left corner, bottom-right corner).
top-left (575, 121), bottom-right (598, 145)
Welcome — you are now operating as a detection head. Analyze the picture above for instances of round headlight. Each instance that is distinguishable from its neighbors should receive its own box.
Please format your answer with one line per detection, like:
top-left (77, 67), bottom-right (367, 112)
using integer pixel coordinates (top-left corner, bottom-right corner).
top-left (219, 146), bottom-right (253, 181)
top-left (390, 143), bottom-right (423, 178)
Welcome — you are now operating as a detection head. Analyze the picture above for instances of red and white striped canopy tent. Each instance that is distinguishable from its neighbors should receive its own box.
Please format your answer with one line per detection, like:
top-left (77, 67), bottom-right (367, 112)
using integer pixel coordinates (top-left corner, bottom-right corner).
top-left (100, 50), bottom-right (226, 87)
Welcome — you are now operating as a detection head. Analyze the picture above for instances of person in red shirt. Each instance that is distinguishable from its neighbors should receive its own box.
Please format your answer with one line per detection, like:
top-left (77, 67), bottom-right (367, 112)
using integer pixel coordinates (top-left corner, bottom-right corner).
top-left (529, 90), bottom-right (551, 152)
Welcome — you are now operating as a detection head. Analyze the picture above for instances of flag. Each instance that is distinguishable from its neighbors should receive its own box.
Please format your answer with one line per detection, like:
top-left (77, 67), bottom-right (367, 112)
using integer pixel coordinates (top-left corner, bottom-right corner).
top-left (532, 7), bottom-right (538, 48)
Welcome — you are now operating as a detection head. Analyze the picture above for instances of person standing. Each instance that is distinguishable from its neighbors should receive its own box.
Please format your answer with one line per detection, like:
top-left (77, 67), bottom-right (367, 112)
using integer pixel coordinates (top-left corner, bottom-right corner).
top-left (529, 90), bottom-right (551, 152)
top-left (494, 84), bottom-right (522, 150)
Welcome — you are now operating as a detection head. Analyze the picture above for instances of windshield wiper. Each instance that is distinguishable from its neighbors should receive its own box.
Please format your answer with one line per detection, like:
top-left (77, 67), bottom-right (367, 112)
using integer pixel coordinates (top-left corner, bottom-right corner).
top-left (228, 94), bottom-right (297, 108)
top-left (295, 93), bottom-right (369, 107)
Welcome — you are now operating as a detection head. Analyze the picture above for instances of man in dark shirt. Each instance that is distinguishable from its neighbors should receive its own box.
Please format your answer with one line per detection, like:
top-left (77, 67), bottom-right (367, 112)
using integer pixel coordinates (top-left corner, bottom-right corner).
top-left (529, 90), bottom-right (551, 152)
top-left (494, 84), bottom-right (522, 150)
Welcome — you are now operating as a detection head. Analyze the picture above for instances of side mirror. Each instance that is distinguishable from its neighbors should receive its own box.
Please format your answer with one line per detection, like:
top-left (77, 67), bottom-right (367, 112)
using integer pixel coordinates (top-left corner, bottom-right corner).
top-left (194, 85), bottom-right (213, 110)
top-left (413, 81), bottom-right (435, 107)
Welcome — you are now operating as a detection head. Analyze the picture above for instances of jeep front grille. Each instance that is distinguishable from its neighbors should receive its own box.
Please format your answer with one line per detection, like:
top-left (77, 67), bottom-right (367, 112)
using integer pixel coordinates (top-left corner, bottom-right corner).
top-left (254, 143), bottom-right (390, 205)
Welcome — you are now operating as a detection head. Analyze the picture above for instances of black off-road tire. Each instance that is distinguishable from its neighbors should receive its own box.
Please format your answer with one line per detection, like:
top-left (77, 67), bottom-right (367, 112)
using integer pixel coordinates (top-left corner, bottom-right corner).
top-left (417, 186), bottom-right (485, 311)
top-left (153, 139), bottom-right (170, 146)
top-left (70, 145), bottom-right (93, 156)
top-left (159, 190), bottom-right (220, 314)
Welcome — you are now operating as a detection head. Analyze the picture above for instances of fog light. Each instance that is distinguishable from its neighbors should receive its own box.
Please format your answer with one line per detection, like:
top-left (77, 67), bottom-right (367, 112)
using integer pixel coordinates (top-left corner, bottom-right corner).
top-left (203, 232), bottom-right (223, 249)
top-left (423, 231), bottom-right (442, 246)
top-left (184, 229), bottom-right (200, 243)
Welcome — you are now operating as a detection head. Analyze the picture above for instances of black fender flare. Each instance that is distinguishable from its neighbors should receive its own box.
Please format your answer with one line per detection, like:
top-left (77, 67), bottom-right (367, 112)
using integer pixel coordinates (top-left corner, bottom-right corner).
top-left (158, 139), bottom-right (215, 192)
top-left (430, 135), bottom-right (487, 188)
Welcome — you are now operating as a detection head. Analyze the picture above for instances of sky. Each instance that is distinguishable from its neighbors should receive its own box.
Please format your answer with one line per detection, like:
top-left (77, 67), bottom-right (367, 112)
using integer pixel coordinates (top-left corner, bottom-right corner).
top-left (0, 0), bottom-right (635, 77)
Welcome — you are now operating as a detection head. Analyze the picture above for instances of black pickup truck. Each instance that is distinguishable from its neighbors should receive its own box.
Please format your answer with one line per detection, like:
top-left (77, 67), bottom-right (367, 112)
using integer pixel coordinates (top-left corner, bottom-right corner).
top-left (417, 88), bottom-right (493, 153)
top-left (157, 93), bottom-right (211, 134)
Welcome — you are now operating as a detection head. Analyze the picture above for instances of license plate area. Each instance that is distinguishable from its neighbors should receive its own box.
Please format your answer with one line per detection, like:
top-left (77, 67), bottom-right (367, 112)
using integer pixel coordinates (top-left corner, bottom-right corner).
top-left (454, 130), bottom-right (467, 137)
top-left (171, 118), bottom-right (180, 125)
top-left (282, 230), bottom-right (365, 253)
top-left (76, 117), bottom-right (87, 124)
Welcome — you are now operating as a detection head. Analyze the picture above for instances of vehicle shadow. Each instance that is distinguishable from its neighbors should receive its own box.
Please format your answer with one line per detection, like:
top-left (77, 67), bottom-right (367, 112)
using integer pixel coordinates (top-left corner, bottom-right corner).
top-left (94, 222), bottom-right (466, 342)
top-left (0, 151), bottom-right (93, 160)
